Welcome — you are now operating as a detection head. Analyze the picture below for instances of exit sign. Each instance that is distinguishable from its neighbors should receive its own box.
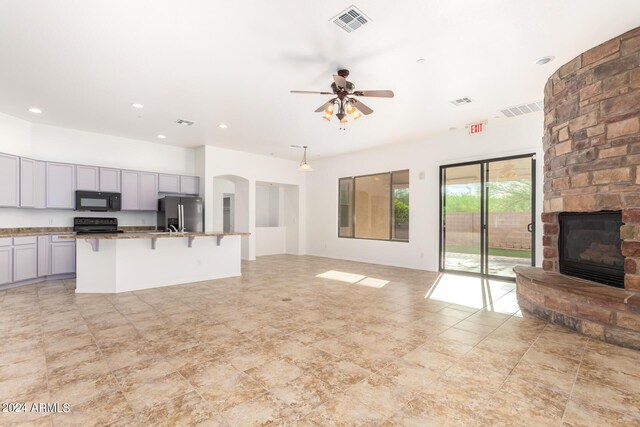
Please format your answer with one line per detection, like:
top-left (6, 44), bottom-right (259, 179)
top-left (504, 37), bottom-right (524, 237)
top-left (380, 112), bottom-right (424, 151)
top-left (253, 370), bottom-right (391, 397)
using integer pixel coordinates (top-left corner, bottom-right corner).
top-left (469, 122), bottom-right (485, 135)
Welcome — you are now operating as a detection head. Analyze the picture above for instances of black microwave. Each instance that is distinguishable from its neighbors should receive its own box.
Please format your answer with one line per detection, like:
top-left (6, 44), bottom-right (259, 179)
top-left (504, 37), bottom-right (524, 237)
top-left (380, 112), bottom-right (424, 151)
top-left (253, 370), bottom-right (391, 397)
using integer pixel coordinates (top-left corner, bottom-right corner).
top-left (75, 191), bottom-right (121, 212)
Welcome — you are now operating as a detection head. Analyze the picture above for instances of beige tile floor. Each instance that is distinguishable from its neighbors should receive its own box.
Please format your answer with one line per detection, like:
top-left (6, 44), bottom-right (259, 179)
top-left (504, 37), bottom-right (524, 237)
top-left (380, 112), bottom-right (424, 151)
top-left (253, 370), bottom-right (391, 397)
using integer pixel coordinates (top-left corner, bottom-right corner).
top-left (1, 254), bottom-right (639, 426)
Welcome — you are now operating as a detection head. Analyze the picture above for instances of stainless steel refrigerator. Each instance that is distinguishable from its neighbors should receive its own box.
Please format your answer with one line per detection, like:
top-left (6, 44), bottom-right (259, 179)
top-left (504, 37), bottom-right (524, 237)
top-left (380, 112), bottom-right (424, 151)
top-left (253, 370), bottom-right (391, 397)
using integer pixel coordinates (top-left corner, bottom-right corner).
top-left (157, 196), bottom-right (204, 232)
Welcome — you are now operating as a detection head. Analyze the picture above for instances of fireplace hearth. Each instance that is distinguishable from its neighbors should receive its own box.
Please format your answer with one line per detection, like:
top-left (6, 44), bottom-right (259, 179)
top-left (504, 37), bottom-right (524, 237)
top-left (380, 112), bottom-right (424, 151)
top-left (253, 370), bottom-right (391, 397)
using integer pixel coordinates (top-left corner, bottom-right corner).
top-left (558, 211), bottom-right (624, 288)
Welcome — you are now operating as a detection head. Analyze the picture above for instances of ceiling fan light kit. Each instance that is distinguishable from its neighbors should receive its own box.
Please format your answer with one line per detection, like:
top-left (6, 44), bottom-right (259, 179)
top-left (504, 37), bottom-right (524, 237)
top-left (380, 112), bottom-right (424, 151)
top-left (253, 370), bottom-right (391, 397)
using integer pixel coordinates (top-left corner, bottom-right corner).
top-left (290, 69), bottom-right (393, 130)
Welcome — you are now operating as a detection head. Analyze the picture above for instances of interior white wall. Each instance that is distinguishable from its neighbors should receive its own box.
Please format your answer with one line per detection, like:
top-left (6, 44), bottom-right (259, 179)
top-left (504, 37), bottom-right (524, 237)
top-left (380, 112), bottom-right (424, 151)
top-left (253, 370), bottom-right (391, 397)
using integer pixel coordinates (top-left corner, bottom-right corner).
top-left (283, 185), bottom-right (300, 254)
top-left (198, 146), bottom-right (306, 261)
top-left (305, 114), bottom-right (544, 272)
top-left (255, 227), bottom-right (287, 256)
top-left (0, 112), bottom-right (196, 227)
top-left (211, 178), bottom-right (236, 231)
top-left (255, 184), bottom-right (280, 227)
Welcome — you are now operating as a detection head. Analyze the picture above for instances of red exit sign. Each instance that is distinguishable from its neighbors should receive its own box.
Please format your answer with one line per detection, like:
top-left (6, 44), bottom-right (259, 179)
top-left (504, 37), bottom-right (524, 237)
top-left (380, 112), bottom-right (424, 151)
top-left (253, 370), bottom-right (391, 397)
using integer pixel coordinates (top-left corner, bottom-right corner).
top-left (469, 122), bottom-right (485, 135)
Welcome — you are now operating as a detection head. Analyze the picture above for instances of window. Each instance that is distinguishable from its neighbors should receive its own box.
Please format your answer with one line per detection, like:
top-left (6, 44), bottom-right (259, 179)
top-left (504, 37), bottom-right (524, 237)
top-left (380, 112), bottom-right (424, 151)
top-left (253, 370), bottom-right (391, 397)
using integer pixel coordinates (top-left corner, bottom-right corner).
top-left (338, 170), bottom-right (409, 241)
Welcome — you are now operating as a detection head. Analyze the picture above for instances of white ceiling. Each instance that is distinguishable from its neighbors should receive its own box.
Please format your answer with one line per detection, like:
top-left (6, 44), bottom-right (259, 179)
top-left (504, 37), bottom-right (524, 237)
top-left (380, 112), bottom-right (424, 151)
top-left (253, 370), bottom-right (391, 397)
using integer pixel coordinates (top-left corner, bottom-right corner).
top-left (0, 1), bottom-right (638, 160)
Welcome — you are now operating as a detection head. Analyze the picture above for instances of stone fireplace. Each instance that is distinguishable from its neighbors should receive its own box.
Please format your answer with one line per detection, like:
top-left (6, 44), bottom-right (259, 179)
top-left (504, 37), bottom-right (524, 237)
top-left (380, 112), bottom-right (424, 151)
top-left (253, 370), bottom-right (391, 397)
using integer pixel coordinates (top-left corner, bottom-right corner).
top-left (514, 26), bottom-right (640, 349)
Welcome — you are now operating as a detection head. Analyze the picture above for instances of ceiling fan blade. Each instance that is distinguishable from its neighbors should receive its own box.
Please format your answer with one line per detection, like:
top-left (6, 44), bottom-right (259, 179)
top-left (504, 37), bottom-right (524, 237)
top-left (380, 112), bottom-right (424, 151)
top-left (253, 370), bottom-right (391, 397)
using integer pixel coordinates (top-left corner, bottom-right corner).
top-left (290, 90), bottom-right (334, 95)
top-left (352, 99), bottom-right (374, 115)
top-left (314, 99), bottom-right (335, 113)
top-left (353, 90), bottom-right (395, 98)
top-left (332, 74), bottom-right (347, 90)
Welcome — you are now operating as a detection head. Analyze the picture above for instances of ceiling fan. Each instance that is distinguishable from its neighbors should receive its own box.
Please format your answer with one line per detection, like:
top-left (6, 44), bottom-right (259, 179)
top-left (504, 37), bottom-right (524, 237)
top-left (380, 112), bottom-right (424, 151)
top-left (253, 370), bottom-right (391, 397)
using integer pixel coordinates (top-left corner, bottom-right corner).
top-left (290, 69), bottom-right (394, 128)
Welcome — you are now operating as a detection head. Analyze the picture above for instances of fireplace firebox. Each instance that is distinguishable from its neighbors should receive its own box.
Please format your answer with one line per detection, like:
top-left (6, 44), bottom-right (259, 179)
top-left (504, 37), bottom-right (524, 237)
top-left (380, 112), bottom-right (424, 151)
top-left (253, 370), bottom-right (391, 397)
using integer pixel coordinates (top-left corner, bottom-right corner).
top-left (558, 211), bottom-right (624, 288)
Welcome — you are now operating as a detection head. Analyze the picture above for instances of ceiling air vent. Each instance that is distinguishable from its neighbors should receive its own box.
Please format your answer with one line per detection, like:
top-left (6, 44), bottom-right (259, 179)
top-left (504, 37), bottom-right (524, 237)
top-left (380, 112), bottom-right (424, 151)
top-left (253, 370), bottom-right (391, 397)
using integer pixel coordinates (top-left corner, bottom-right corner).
top-left (330, 5), bottom-right (371, 33)
top-left (450, 97), bottom-right (473, 106)
top-left (175, 119), bottom-right (195, 126)
top-left (500, 101), bottom-right (544, 118)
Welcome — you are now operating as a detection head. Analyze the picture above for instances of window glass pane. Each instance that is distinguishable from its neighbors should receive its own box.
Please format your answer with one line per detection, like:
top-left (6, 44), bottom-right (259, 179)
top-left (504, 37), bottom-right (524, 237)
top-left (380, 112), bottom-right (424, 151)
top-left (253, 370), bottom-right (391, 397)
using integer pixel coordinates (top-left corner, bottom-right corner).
top-left (338, 178), bottom-right (353, 237)
top-left (354, 173), bottom-right (391, 239)
top-left (392, 170), bottom-right (409, 241)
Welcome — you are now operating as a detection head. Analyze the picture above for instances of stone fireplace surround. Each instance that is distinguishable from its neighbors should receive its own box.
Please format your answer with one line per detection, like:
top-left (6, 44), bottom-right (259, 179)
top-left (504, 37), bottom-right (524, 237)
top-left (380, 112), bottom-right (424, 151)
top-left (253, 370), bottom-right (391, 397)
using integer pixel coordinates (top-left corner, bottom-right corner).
top-left (514, 26), bottom-right (640, 349)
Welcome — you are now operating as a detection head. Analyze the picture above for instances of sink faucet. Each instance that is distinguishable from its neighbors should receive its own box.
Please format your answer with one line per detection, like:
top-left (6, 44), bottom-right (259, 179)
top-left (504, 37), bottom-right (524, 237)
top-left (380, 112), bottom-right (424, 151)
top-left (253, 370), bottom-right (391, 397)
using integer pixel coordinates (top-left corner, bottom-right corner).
top-left (168, 225), bottom-right (178, 233)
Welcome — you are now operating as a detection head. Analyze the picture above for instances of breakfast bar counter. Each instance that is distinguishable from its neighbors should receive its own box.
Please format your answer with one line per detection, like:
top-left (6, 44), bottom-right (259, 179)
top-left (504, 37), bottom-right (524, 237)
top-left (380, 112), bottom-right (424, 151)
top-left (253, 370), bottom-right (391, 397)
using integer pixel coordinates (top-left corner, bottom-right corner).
top-left (63, 232), bottom-right (250, 293)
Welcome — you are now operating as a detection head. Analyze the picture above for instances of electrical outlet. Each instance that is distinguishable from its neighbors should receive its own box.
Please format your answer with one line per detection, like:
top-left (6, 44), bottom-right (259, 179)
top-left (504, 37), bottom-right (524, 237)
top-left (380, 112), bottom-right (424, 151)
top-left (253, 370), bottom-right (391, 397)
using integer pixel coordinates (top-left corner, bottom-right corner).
top-left (196, 260), bottom-right (201, 266)
top-left (49, 219), bottom-right (54, 225)
top-left (420, 252), bottom-right (424, 258)
top-left (141, 219), bottom-right (146, 225)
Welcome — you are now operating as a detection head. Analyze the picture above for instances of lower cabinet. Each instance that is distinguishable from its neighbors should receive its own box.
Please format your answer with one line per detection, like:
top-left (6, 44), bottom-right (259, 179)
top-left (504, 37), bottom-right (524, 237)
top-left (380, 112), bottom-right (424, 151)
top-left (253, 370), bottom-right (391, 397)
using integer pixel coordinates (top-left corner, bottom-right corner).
top-left (0, 247), bottom-right (12, 285)
top-left (0, 235), bottom-right (76, 287)
top-left (50, 242), bottom-right (76, 275)
top-left (37, 236), bottom-right (49, 277)
top-left (13, 244), bottom-right (37, 282)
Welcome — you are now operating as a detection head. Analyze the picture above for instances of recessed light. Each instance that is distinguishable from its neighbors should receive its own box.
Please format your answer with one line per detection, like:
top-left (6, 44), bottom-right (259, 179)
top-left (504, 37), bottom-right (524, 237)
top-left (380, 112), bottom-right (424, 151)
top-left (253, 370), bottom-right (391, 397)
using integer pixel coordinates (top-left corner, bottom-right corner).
top-left (157, 134), bottom-right (166, 139)
top-left (417, 58), bottom-right (426, 64)
top-left (535, 56), bottom-right (555, 66)
top-left (28, 107), bottom-right (42, 114)
top-left (218, 123), bottom-right (228, 129)
top-left (131, 103), bottom-right (144, 109)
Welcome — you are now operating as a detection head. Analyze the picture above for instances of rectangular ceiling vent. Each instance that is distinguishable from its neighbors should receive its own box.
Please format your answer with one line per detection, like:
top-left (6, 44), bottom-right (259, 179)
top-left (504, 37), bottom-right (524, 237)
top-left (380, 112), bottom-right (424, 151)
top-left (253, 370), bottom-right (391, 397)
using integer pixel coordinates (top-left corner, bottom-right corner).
top-left (450, 97), bottom-right (473, 106)
top-left (500, 101), bottom-right (544, 118)
top-left (175, 119), bottom-right (195, 126)
top-left (330, 5), bottom-right (371, 33)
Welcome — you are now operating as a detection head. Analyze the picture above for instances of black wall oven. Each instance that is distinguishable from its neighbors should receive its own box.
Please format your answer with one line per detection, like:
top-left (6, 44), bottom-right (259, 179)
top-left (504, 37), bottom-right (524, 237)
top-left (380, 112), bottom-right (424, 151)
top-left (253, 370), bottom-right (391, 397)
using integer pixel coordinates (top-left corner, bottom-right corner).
top-left (75, 191), bottom-right (121, 212)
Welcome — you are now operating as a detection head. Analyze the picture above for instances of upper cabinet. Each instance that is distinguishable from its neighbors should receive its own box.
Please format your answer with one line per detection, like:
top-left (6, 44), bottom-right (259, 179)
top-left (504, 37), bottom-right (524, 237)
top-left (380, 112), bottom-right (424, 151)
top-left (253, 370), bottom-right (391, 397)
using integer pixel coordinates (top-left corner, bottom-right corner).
top-left (19, 158), bottom-right (36, 208)
top-left (159, 173), bottom-right (199, 195)
top-left (158, 174), bottom-right (181, 193)
top-left (0, 153), bottom-right (19, 207)
top-left (180, 176), bottom-right (199, 195)
top-left (140, 172), bottom-right (159, 210)
top-left (76, 165), bottom-right (99, 191)
top-left (122, 170), bottom-right (158, 211)
top-left (0, 151), bottom-right (199, 211)
top-left (99, 168), bottom-right (121, 192)
top-left (20, 158), bottom-right (46, 208)
top-left (46, 162), bottom-right (76, 209)
top-left (34, 161), bottom-right (46, 208)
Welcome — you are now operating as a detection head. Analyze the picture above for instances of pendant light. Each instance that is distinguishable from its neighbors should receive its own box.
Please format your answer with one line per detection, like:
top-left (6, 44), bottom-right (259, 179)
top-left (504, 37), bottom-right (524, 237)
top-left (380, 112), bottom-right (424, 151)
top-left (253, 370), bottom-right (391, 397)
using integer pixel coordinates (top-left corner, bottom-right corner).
top-left (299, 146), bottom-right (313, 171)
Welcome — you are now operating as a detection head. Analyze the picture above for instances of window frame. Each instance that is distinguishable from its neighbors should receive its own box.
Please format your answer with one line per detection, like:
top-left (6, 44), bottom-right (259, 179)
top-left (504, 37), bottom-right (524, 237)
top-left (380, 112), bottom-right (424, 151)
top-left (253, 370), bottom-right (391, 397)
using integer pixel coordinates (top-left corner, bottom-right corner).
top-left (337, 169), bottom-right (410, 242)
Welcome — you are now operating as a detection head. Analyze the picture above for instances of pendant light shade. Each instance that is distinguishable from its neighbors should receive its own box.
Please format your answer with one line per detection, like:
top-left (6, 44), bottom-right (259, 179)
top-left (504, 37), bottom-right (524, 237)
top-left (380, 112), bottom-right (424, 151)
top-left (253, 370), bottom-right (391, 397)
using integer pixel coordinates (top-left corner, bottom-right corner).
top-left (299, 146), bottom-right (313, 171)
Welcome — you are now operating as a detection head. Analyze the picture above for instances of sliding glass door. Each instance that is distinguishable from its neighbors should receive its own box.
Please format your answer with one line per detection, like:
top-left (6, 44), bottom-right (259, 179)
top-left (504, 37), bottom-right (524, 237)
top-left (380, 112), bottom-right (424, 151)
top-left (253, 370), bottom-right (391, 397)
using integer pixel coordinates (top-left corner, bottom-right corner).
top-left (439, 154), bottom-right (535, 279)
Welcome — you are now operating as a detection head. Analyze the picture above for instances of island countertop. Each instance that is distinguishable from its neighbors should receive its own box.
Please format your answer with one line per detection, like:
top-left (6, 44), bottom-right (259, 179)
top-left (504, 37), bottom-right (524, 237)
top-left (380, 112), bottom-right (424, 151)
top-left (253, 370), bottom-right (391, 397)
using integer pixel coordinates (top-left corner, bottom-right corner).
top-left (60, 231), bottom-right (250, 240)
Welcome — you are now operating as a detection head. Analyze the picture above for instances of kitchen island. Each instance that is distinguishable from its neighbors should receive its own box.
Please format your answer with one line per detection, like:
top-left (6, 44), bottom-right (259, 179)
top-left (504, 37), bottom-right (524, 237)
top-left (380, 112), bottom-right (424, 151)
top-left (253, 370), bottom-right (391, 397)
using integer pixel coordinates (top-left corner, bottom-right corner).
top-left (61, 231), bottom-right (249, 293)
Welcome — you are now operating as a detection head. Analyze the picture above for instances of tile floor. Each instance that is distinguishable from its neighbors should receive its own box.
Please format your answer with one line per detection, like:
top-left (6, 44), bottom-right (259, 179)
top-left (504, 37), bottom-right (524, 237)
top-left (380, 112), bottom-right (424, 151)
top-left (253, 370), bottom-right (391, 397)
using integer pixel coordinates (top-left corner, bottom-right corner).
top-left (1, 255), bottom-right (639, 426)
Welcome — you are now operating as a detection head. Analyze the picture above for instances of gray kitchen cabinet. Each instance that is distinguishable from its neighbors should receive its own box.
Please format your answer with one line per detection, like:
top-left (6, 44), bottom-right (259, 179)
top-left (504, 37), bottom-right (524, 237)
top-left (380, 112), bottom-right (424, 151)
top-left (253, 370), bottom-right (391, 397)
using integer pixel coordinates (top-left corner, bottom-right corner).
top-left (37, 236), bottom-right (49, 277)
top-left (19, 157), bottom-right (36, 207)
top-left (13, 244), bottom-right (37, 282)
top-left (34, 161), bottom-right (46, 208)
top-left (140, 172), bottom-right (159, 210)
top-left (121, 170), bottom-right (140, 210)
top-left (0, 246), bottom-right (12, 285)
top-left (46, 162), bottom-right (76, 209)
top-left (158, 174), bottom-right (181, 193)
top-left (76, 165), bottom-right (99, 191)
top-left (0, 153), bottom-right (20, 207)
top-left (180, 176), bottom-right (199, 195)
top-left (122, 170), bottom-right (158, 210)
top-left (50, 241), bottom-right (75, 275)
top-left (99, 168), bottom-right (121, 192)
